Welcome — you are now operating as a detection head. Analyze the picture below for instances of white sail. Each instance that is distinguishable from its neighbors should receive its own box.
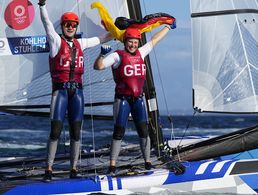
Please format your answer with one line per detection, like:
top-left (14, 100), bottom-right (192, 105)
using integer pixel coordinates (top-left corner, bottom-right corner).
top-left (0, 0), bottom-right (129, 115)
top-left (191, 0), bottom-right (258, 113)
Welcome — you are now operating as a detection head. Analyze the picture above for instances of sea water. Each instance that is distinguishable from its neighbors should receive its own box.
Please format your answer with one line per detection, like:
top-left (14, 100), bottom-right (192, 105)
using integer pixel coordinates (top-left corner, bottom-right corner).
top-left (0, 114), bottom-right (257, 195)
top-left (0, 114), bottom-right (257, 157)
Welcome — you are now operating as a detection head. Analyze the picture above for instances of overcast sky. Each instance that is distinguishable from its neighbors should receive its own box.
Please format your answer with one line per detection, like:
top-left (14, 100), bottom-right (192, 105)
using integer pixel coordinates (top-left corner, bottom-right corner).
top-left (141, 0), bottom-right (192, 115)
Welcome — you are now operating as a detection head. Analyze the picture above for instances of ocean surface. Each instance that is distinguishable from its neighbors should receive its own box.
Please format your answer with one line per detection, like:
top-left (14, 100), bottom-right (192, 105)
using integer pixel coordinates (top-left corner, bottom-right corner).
top-left (0, 113), bottom-right (257, 195)
top-left (0, 113), bottom-right (257, 157)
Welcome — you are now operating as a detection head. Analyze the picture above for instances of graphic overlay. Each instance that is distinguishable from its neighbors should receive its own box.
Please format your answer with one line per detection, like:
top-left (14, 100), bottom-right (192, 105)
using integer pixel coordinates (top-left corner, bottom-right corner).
top-left (4, 0), bottom-right (35, 30)
top-left (7, 36), bottom-right (49, 55)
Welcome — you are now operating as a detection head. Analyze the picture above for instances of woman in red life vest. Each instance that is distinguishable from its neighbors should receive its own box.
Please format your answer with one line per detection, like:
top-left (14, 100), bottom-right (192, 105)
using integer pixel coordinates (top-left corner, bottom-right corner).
top-left (38, 0), bottom-right (112, 181)
top-left (94, 22), bottom-right (176, 174)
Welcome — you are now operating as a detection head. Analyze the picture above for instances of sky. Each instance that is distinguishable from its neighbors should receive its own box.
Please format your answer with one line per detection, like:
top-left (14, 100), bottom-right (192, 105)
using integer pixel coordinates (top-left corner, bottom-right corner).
top-left (140, 0), bottom-right (192, 115)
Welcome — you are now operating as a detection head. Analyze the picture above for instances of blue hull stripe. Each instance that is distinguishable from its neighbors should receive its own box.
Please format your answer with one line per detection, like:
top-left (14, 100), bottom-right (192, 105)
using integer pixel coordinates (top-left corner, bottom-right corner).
top-left (107, 176), bottom-right (113, 190)
top-left (117, 178), bottom-right (122, 189)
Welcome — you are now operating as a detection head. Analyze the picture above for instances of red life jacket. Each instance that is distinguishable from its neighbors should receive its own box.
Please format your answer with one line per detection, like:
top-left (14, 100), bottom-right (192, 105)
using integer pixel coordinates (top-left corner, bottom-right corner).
top-left (112, 50), bottom-right (146, 97)
top-left (49, 37), bottom-right (84, 83)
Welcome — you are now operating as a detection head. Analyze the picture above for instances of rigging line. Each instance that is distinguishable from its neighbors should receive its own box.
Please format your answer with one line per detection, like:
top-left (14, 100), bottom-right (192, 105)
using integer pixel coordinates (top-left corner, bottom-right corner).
top-left (75, 0), bottom-right (91, 173)
top-left (141, 0), bottom-right (175, 149)
top-left (75, 0), bottom-right (83, 172)
top-left (140, 0), bottom-right (160, 156)
top-left (178, 110), bottom-right (197, 147)
top-left (169, 110), bottom-right (197, 162)
top-left (79, 1), bottom-right (97, 177)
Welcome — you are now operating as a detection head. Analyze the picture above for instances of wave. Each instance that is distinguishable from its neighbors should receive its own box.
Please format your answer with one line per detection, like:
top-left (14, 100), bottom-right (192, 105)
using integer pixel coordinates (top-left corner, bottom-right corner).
top-left (0, 141), bottom-right (45, 150)
top-left (162, 127), bottom-right (239, 136)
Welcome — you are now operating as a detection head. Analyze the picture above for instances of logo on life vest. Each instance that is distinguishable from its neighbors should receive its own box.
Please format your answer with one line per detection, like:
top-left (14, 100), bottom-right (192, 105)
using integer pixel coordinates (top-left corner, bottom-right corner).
top-left (60, 56), bottom-right (84, 68)
top-left (124, 64), bottom-right (146, 76)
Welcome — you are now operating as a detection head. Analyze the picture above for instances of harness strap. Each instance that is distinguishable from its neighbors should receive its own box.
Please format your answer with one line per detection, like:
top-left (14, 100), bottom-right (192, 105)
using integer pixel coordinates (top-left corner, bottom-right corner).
top-left (69, 47), bottom-right (77, 81)
top-left (52, 82), bottom-right (83, 91)
top-left (115, 94), bottom-right (143, 104)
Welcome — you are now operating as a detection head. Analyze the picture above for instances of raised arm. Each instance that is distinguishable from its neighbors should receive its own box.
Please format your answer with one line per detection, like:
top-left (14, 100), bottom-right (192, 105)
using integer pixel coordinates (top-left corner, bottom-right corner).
top-left (149, 18), bottom-right (176, 47)
top-left (149, 26), bottom-right (170, 47)
top-left (139, 20), bottom-right (176, 59)
top-left (38, 0), bottom-right (61, 57)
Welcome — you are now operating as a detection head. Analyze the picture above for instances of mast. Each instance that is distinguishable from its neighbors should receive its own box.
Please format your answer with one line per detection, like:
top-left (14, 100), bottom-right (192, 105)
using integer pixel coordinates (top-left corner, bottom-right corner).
top-left (127, 0), bottom-right (164, 152)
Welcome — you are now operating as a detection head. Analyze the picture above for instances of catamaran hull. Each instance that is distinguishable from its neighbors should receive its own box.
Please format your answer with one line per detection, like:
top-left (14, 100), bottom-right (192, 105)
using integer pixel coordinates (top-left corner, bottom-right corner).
top-left (3, 159), bottom-right (258, 195)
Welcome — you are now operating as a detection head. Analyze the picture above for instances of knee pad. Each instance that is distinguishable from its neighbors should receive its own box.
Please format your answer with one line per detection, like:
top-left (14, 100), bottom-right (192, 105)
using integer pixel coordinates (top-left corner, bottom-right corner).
top-left (135, 122), bottom-right (149, 138)
top-left (50, 120), bottom-right (63, 140)
top-left (69, 121), bottom-right (82, 141)
top-left (113, 125), bottom-right (125, 140)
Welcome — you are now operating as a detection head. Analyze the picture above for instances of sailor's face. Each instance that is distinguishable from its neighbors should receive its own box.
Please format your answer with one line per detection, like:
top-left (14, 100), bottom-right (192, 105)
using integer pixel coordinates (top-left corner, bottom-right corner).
top-left (125, 38), bottom-right (139, 54)
top-left (62, 21), bottom-right (78, 38)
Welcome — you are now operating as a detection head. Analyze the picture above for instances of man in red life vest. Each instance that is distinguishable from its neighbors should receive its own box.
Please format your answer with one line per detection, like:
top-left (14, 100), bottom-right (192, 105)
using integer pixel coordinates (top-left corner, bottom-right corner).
top-left (38, 0), bottom-right (112, 181)
top-left (94, 21), bottom-right (176, 174)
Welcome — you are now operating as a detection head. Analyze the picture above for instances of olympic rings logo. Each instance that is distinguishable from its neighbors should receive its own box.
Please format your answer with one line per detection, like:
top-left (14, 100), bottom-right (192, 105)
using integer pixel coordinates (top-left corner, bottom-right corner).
top-left (16, 19), bottom-right (25, 24)
top-left (14, 5), bottom-right (25, 17)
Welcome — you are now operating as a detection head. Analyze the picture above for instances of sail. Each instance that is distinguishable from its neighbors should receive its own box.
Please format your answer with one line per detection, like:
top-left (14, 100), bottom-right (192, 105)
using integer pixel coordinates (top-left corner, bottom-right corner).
top-left (191, 0), bottom-right (258, 113)
top-left (0, 0), bottom-right (129, 116)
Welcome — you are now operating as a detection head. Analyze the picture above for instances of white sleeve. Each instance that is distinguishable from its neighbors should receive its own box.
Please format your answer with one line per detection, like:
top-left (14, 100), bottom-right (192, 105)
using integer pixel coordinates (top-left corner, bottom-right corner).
top-left (138, 42), bottom-right (153, 60)
top-left (103, 52), bottom-right (121, 69)
top-left (40, 5), bottom-right (61, 58)
top-left (78, 37), bottom-right (100, 50)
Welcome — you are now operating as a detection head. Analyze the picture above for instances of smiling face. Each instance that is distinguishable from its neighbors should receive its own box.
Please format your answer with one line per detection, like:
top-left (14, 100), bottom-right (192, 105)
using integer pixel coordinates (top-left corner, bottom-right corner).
top-left (62, 21), bottom-right (78, 40)
top-left (125, 38), bottom-right (140, 54)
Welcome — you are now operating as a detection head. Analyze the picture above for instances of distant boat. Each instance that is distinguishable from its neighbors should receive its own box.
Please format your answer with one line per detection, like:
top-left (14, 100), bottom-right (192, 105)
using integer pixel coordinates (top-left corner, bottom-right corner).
top-left (1, 0), bottom-right (258, 194)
